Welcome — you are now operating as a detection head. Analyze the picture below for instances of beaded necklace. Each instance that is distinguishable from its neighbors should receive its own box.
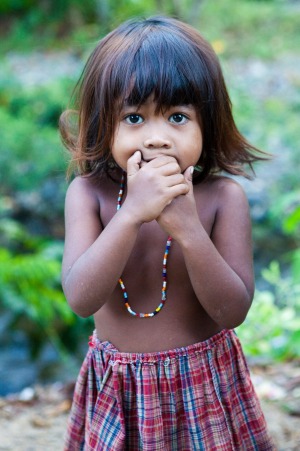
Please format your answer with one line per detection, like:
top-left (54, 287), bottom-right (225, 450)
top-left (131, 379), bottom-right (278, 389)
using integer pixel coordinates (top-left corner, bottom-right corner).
top-left (117, 171), bottom-right (172, 318)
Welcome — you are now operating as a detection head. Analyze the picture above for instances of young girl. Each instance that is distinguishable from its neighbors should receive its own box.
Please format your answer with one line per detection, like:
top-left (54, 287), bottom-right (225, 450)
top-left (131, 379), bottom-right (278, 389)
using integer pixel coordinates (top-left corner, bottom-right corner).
top-left (60, 16), bottom-right (275, 451)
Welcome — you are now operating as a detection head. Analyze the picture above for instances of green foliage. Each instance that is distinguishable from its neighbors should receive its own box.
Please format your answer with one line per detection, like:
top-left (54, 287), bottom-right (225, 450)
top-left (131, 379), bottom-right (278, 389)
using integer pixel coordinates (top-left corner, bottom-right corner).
top-left (0, 215), bottom-right (41, 251)
top-left (2, 0), bottom-right (300, 59)
top-left (0, 241), bottom-right (68, 356)
top-left (0, 0), bottom-right (299, 366)
top-left (1, 79), bottom-right (73, 127)
top-left (262, 191), bottom-right (300, 277)
top-left (0, 0), bottom-right (36, 15)
top-left (228, 52), bottom-right (300, 263)
top-left (0, 75), bottom-right (73, 193)
top-left (200, 0), bottom-right (300, 59)
top-left (270, 190), bottom-right (300, 237)
top-left (0, 107), bottom-right (66, 193)
top-left (240, 193), bottom-right (300, 363)
top-left (237, 261), bottom-right (300, 361)
top-left (0, 217), bottom-right (93, 357)
top-left (231, 89), bottom-right (300, 167)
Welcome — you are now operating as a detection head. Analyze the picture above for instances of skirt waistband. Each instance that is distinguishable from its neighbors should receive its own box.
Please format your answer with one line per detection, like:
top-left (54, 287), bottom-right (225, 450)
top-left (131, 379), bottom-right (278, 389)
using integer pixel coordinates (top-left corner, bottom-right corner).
top-left (89, 328), bottom-right (234, 365)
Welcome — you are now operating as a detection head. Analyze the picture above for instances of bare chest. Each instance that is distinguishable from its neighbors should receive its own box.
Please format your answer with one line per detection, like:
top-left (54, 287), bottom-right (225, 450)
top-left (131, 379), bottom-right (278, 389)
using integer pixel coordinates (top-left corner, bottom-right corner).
top-left (98, 179), bottom-right (217, 295)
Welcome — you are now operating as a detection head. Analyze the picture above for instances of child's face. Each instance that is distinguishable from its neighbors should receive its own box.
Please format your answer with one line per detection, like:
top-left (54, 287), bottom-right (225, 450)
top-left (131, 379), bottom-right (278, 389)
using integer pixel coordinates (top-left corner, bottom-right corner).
top-left (111, 96), bottom-right (202, 172)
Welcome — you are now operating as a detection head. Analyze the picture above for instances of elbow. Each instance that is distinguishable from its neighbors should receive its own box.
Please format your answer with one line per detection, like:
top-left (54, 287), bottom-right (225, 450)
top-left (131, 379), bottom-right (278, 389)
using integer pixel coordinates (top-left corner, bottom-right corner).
top-left (71, 302), bottom-right (93, 319)
top-left (67, 296), bottom-right (95, 318)
top-left (65, 292), bottom-right (93, 318)
top-left (63, 280), bottom-right (94, 318)
top-left (215, 295), bottom-right (252, 330)
top-left (219, 312), bottom-right (248, 330)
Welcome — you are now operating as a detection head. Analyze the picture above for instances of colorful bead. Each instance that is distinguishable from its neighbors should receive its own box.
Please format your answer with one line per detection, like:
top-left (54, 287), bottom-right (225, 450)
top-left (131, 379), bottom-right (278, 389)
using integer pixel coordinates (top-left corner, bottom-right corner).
top-left (117, 171), bottom-right (172, 318)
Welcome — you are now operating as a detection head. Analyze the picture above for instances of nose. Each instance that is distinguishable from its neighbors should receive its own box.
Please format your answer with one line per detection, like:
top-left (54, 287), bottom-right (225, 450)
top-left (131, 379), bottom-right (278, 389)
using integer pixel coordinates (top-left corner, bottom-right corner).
top-left (143, 135), bottom-right (171, 149)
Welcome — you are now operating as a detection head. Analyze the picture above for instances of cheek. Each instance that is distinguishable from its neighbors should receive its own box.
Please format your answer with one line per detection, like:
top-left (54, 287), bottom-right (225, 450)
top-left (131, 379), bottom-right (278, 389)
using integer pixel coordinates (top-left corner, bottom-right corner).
top-left (189, 130), bottom-right (203, 163)
top-left (180, 136), bottom-right (202, 172)
top-left (111, 140), bottom-right (133, 171)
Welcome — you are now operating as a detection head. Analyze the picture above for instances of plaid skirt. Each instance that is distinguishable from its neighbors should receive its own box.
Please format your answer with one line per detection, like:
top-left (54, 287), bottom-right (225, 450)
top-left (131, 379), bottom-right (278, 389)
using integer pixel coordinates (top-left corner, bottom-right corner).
top-left (64, 329), bottom-right (275, 451)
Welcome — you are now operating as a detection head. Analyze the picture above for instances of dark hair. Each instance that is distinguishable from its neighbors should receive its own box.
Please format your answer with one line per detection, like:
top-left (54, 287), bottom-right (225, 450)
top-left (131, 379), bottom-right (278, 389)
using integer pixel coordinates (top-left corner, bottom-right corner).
top-left (60, 16), bottom-right (267, 183)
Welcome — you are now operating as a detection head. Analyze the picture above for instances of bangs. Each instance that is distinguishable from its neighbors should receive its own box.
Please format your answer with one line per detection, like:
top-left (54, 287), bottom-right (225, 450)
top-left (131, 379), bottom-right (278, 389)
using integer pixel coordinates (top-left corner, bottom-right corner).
top-left (125, 41), bottom-right (195, 108)
top-left (109, 27), bottom-right (207, 112)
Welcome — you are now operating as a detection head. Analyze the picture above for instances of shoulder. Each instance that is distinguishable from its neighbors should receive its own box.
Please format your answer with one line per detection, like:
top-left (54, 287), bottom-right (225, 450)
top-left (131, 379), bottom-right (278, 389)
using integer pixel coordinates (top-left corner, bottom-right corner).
top-left (66, 173), bottom-right (117, 204)
top-left (208, 177), bottom-right (251, 232)
top-left (65, 175), bottom-right (115, 218)
top-left (202, 174), bottom-right (245, 191)
top-left (65, 176), bottom-right (100, 211)
top-left (65, 173), bottom-right (121, 223)
top-left (194, 175), bottom-right (250, 229)
top-left (214, 176), bottom-right (249, 214)
top-left (67, 175), bottom-right (99, 196)
top-left (198, 175), bottom-right (248, 207)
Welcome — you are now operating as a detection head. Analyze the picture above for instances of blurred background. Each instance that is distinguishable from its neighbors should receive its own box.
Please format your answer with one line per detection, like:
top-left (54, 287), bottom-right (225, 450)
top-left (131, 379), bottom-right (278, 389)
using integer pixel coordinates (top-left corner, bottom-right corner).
top-left (0, 0), bottom-right (299, 447)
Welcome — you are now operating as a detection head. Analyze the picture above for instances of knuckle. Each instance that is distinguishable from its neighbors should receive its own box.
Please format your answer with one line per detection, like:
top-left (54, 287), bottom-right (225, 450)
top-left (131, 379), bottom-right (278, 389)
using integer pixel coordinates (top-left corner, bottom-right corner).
top-left (168, 162), bottom-right (180, 173)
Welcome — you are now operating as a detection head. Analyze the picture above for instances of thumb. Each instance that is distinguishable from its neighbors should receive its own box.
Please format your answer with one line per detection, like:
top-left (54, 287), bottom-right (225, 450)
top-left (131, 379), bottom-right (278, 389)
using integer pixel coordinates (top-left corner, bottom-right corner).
top-left (127, 151), bottom-right (142, 177)
top-left (184, 166), bottom-right (194, 190)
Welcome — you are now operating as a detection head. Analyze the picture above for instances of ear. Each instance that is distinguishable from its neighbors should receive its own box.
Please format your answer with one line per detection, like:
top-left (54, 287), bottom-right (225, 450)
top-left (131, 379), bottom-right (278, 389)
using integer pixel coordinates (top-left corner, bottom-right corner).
top-left (127, 151), bottom-right (142, 177)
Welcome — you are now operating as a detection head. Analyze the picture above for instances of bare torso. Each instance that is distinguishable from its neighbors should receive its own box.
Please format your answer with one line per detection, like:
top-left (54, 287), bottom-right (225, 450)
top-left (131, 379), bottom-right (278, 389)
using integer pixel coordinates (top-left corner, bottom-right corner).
top-left (93, 171), bottom-right (223, 352)
top-left (62, 164), bottom-right (254, 354)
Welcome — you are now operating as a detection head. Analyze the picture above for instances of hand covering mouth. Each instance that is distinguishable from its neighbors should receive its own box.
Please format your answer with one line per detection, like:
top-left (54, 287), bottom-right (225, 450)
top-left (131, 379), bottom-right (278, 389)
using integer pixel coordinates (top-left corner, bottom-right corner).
top-left (140, 153), bottom-right (176, 162)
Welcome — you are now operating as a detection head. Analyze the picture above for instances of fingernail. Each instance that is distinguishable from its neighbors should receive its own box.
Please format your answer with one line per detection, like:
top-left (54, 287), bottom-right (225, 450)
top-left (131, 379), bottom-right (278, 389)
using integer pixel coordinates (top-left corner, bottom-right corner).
top-left (190, 166), bottom-right (194, 175)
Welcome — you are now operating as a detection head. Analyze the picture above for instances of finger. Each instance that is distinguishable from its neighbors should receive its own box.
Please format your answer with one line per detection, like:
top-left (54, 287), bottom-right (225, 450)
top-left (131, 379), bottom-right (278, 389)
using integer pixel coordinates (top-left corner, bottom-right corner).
top-left (167, 182), bottom-right (190, 199)
top-left (127, 151), bottom-right (142, 177)
top-left (183, 166), bottom-right (194, 192)
top-left (147, 155), bottom-right (178, 168)
top-left (165, 173), bottom-right (186, 187)
top-left (149, 159), bottom-right (181, 176)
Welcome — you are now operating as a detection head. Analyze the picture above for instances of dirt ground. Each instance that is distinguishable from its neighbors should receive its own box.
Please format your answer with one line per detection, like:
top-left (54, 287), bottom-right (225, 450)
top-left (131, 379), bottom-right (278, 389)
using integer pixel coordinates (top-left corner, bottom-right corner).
top-left (0, 363), bottom-right (299, 451)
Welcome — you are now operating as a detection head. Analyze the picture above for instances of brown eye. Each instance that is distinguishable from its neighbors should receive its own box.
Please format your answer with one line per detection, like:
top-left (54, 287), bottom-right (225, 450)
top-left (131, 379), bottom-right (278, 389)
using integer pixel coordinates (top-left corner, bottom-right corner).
top-left (125, 114), bottom-right (143, 124)
top-left (169, 113), bottom-right (188, 124)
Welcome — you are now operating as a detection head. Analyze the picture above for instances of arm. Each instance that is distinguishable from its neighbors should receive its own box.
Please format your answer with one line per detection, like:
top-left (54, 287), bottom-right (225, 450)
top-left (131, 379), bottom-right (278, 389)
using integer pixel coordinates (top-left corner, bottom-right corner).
top-left (62, 152), bottom-right (188, 317)
top-left (157, 171), bottom-right (254, 329)
top-left (62, 176), bottom-right (141, 317)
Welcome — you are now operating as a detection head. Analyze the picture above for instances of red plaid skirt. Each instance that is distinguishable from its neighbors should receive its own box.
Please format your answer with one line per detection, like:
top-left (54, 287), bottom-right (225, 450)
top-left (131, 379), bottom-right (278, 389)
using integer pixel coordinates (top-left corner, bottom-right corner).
top-left (64, 329), bottom-right (275, 450)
